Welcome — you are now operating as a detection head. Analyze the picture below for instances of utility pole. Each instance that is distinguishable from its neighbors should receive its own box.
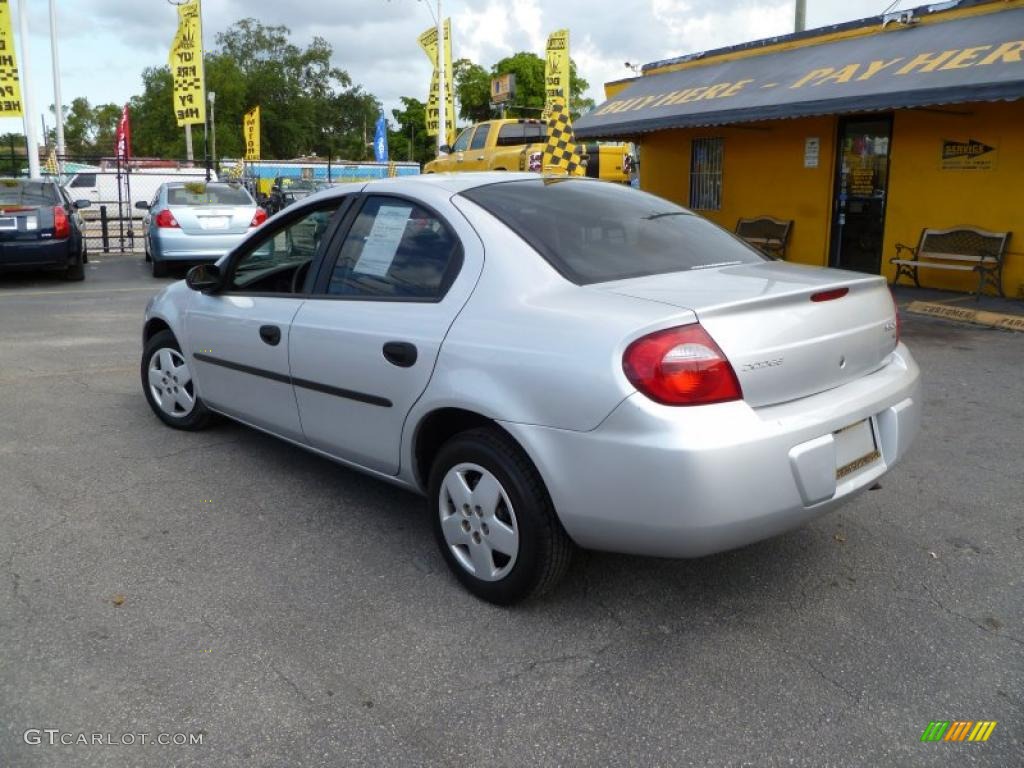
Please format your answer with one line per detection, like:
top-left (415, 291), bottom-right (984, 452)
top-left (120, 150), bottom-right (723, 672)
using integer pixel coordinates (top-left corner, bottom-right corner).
top-left (16, 0), bottom-right (40, 177)
top-left (795, 0), bottom-right (806, 32)
top-left (48, 0), bottom-right (65, 172)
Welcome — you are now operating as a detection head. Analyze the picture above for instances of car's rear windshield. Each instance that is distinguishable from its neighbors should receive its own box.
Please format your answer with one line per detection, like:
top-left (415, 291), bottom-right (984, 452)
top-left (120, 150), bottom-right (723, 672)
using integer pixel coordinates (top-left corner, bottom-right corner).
top-left (167, 183), bottom-right (252, 207)
top-left (496, 122), bottom-right (548, 147)
top-left (0, 179), bottom-right (60, 206)
top-left (460, 178), bottom-right (766, 285)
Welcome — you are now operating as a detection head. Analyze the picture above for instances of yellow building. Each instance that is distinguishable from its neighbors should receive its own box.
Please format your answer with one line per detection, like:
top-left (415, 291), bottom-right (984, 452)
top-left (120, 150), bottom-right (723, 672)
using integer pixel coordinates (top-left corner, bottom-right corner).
top-left (576, 0), bottom-right (1024, 298)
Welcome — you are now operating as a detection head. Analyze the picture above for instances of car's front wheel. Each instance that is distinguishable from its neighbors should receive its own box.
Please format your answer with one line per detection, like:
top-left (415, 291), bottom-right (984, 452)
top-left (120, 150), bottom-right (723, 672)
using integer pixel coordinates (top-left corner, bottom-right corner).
top-left (141, 330), bottom-right (215, 430)
top-left (428, 428), bottom-right (573, 604)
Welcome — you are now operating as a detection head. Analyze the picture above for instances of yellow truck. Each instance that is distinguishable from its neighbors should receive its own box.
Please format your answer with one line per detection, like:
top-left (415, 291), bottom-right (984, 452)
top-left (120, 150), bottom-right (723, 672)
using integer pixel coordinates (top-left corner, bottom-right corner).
top-left (424, 118), bottom-right (633, 183)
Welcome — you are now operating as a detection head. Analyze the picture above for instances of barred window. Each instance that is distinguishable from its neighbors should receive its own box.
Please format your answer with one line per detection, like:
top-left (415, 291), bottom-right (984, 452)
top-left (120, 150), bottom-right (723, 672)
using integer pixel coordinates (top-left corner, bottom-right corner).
top-left (689, 137), bottom-right (723, 211)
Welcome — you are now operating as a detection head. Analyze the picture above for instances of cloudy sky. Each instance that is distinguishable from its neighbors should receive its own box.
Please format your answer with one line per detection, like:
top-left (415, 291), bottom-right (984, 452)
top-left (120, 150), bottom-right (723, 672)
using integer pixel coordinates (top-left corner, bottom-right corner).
top-left (3, 0), bottom-right (903, 140)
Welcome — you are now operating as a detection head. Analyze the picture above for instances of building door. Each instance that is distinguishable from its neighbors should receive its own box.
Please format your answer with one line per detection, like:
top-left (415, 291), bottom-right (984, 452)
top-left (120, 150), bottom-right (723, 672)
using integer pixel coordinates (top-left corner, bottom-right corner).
top-left (830, 116), bottom-right (893, 273)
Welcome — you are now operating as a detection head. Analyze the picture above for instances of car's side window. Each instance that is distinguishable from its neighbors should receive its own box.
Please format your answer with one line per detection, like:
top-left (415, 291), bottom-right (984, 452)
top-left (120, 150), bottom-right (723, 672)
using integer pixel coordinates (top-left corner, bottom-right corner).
top-left (470, 124), bottom-right (490, 150)
top-left (225, 202), bottom-right (343, 294)
top-left (325, 196), bottom-right (460, 300)
top-left (451, 128), bottom-right (473, 153)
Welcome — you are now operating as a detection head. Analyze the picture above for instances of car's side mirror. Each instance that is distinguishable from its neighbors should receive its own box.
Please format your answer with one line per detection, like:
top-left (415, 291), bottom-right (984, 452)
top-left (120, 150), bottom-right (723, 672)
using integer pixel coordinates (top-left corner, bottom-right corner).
top-left (439, 144), bottom-right (451, 154)
top-left (185, 263), bottom-right (223, 293)
top-left (74, 199), bottom-right (92, 210)
top-left (134, 200), bottom-right (150, 210)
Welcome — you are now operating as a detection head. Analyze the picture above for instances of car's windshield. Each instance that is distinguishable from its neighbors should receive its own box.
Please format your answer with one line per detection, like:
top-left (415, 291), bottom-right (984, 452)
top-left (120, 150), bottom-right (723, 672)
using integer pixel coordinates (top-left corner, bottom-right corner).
top-left (166, 183), bottom-right (253, 207)
top-left (0, 179), bottom-right (60, 207)
top-left (460, 178), bottom-right (766, 285)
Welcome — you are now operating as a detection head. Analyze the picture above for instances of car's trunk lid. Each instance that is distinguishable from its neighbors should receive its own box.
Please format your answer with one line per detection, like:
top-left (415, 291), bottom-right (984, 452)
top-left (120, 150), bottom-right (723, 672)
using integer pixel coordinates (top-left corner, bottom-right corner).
top-left (0, 205), bottom-right (56, 242)
top-left (170, 205), bottom-right (253, 236)
top-left (597, 262), bottom-right (899, 407)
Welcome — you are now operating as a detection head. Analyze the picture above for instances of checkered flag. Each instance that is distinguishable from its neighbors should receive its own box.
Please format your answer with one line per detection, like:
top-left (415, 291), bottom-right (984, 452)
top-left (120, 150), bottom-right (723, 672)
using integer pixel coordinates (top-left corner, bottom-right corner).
top-left (44, 148), bottom-right (59, 176)
top-left (542, 102), bottom-right (585, 177)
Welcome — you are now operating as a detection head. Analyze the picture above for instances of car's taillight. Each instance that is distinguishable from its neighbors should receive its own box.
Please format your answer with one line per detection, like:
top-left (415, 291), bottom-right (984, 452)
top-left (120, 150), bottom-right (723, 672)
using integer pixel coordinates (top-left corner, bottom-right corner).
top-left (53, 206), bottom-right (70, 239)
top-left (155, 209), bottom-right (179, 228)
top-left (623, 324), bottom-right (743, 406)
top-left (250, 208), bottom-right (267, 227)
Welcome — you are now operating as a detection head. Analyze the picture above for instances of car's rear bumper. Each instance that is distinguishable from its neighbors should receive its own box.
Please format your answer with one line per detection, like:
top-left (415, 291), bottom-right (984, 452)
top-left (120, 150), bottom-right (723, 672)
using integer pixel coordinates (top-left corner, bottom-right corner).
top-left (151, 230), bottom-right (251, 262)
top-left (502, 344), bottom-right (921, 558)
top-left (0, 239), bottom-right (73, 269)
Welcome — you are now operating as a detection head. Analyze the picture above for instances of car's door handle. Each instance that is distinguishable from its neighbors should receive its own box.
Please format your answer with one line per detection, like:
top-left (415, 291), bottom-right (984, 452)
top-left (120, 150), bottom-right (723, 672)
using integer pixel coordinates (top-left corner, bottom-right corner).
top-left (476, 155), bottom-right (485, 161)
top-left (259, 325), bottom-right (282, 346)
top-left (382, 341), bottom-right (417, 368)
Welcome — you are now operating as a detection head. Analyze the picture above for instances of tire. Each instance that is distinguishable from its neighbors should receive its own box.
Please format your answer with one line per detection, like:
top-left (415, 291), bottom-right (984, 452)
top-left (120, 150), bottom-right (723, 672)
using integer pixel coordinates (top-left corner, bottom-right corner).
top-left (152, 258), bottom-right (169, 278)
top-left (141, 330), bottom-right (215, 431)
top-left (428, 428), bottom-right (574, 604)
top-left (64, 248), bottom-right (85, 281)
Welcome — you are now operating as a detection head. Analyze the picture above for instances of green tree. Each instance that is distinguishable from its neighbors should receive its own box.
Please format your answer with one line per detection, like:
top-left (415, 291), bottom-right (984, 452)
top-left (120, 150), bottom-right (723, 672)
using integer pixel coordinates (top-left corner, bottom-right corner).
top-left (388, 97), bottom-right (435, 165)
top-left (453, 58), bottom-right (492, 123)
top-left (489, 52), bottom-right (593, 120)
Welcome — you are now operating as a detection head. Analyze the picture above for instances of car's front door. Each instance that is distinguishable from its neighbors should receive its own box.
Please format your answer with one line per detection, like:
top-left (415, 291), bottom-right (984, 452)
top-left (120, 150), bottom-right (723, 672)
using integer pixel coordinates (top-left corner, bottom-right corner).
top-left (289, 193), bottom-right (482, 475)
top-left (185, 199), bottom-right (350, 441)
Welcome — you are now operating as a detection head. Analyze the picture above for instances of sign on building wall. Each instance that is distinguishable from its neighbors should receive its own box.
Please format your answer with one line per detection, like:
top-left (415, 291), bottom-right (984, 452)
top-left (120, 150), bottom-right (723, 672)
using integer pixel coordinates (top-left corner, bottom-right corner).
top-left (804, 137), bottom-right (820, 168)
top-left (168, 0), bottom-right (206, 127)
top-left (940, 138), bottom-right (997, 171)
top-left (0, 0), bottom-right (23, 117)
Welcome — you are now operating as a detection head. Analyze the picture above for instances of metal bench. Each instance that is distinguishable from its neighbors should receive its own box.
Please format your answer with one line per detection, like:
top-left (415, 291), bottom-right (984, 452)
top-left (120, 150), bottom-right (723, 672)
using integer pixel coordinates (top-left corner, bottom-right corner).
top-left (736, 216), bottom-right (792, 259)
top-left (890, 226), bottom-right (1010, 298)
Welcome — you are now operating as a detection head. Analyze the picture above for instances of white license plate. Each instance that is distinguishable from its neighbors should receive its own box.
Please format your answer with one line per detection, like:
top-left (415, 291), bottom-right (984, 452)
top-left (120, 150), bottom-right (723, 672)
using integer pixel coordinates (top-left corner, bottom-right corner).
top-left (199, 216), bottom-right (229, 230)
top-left (0, 216), bottom-right (16, 230)
top-left (834, 418), bottom-right (880, 480)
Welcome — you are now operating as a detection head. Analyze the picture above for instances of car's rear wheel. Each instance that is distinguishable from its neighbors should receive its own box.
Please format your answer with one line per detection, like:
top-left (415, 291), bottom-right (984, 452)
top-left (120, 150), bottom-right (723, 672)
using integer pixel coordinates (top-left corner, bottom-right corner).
top-left (428, 428), bottom-right (573, 604)
top-left (64, 248), bottom-right (84, 281)
top-left (152, 258), bottom-right (169, 278)
top-left (141, 330), bottom-right (214, 430)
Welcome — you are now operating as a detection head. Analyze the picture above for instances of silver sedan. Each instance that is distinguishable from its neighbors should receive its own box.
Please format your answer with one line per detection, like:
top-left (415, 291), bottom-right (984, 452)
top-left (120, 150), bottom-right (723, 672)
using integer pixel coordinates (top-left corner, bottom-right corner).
top-left (140, 173), bottom-right (921, 604)
top-left (139, 181), bottom-right (267, 278)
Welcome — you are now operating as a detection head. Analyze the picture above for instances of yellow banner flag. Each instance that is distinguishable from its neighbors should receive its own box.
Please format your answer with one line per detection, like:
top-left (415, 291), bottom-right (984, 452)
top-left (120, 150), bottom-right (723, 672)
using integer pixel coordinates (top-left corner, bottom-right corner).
top-left (0, 0), bottom-right (23, 117)
top-left (417, 19), bottom-right (455, 145)
top-left (243, 106), bottom-right (260, 161)
top-left (544, 29), bottom-right (570, 118)
top-left (542, 102), bottom-right (585, 177)
top-left (168, 0), bottom-right (205, 127)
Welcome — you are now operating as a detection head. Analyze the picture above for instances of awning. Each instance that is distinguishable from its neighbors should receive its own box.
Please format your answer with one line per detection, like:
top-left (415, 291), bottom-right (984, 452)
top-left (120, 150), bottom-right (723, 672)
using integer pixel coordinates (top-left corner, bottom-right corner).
top-left (575, 6), bottom-right (1024, 139)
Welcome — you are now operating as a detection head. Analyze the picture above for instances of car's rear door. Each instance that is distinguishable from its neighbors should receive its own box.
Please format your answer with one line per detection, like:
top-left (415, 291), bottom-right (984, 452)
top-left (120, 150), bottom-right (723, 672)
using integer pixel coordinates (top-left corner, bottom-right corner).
top-left (288, 192), bottom-right (483, 475)
top-left (184, 198), bottom-right (352, 441)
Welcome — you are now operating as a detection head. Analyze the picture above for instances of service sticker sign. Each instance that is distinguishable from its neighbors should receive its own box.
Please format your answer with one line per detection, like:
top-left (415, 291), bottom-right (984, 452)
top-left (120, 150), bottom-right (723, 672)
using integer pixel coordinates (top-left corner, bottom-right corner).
top-left (940, 138), bottom-right (997, 171)
top-left (804, 137), bottom-right (820, 168)
top-left (0, 0), bottom-right (23, 117)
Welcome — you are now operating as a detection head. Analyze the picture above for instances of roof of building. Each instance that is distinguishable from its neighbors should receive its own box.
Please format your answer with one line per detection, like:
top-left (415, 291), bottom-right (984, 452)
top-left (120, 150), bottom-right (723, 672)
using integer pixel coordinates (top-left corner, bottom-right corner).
top-left (575, 0), bottom-right (1024, 139)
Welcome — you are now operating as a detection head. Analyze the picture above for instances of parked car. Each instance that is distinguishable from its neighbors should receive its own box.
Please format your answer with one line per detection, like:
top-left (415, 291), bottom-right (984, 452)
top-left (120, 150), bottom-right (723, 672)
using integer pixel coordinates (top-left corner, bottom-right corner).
top-left (0, 178), bottom-right (91, 281)
top-left (138, 181), bottom-right (267, 278)
top-left (265, 178), bottom-right (333, 214)
top-left (140, 173), bottom-right (921, 604)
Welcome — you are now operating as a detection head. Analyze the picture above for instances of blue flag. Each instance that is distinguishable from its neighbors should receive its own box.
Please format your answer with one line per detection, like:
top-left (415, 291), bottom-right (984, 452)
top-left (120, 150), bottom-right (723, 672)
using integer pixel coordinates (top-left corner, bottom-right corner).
top-left (373, 115), bottom-right (389, 162)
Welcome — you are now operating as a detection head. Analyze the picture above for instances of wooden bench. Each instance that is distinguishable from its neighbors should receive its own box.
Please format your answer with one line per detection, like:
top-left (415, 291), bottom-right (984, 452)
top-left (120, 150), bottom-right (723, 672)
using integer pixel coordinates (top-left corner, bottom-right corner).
top-left (890, 226), bottom-right (1010, 298)
top-left (736, 216), bottom-right (792, 259)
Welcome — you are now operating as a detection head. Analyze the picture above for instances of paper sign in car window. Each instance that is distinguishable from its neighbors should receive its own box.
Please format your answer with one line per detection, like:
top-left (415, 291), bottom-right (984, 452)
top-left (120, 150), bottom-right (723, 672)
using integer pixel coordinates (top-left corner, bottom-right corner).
top-left (353, 204), bottom-right (413, 277)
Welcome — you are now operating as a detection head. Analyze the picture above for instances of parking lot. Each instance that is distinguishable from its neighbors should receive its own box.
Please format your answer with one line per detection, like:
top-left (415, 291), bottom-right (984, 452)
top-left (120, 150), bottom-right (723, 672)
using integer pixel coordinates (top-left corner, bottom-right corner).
top-left (0, 253), bottom-right (1020, 767)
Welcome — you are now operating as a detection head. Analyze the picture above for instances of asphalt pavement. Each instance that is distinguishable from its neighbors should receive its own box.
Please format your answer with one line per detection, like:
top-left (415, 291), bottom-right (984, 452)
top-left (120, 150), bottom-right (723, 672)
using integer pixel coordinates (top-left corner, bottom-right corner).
top-left (1, 254), bottom-right (1021, 767)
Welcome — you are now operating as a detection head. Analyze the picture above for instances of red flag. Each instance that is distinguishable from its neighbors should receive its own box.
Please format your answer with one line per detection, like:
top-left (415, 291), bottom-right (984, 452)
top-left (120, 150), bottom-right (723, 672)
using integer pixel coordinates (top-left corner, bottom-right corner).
top-left (115, 104), bottom-right (131, 160)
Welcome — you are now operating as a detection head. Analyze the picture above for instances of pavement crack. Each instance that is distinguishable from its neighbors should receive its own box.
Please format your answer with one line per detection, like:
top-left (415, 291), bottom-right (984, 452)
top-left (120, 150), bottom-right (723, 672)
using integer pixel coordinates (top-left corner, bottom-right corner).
top-left (269, 661), bottom-right (313, 705)
top-left (922, 584), bottom-right (1024, 647)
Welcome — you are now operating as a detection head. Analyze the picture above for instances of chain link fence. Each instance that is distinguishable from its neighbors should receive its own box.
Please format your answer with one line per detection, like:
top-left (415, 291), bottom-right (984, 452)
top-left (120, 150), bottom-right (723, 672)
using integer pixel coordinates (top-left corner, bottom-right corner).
top-left (47, 156), bottom-right (419, 255)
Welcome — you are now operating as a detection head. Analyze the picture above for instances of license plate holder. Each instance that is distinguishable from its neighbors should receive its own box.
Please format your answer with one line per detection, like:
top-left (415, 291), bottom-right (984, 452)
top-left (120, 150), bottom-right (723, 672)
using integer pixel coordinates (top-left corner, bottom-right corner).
top-left (199, 216), bottom-right (229, 230)
top-left (834, 418), bottom-right (880, 480)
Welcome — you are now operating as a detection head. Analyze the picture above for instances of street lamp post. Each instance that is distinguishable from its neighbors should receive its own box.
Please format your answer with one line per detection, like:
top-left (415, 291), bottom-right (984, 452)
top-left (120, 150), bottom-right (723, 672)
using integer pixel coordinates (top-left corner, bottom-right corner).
top-left (48, 0), bottom-right (65, 173)
top-left (208, 91), bottom-right (216, 170)
top-left (16, 0), bottom-right (40, 177)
